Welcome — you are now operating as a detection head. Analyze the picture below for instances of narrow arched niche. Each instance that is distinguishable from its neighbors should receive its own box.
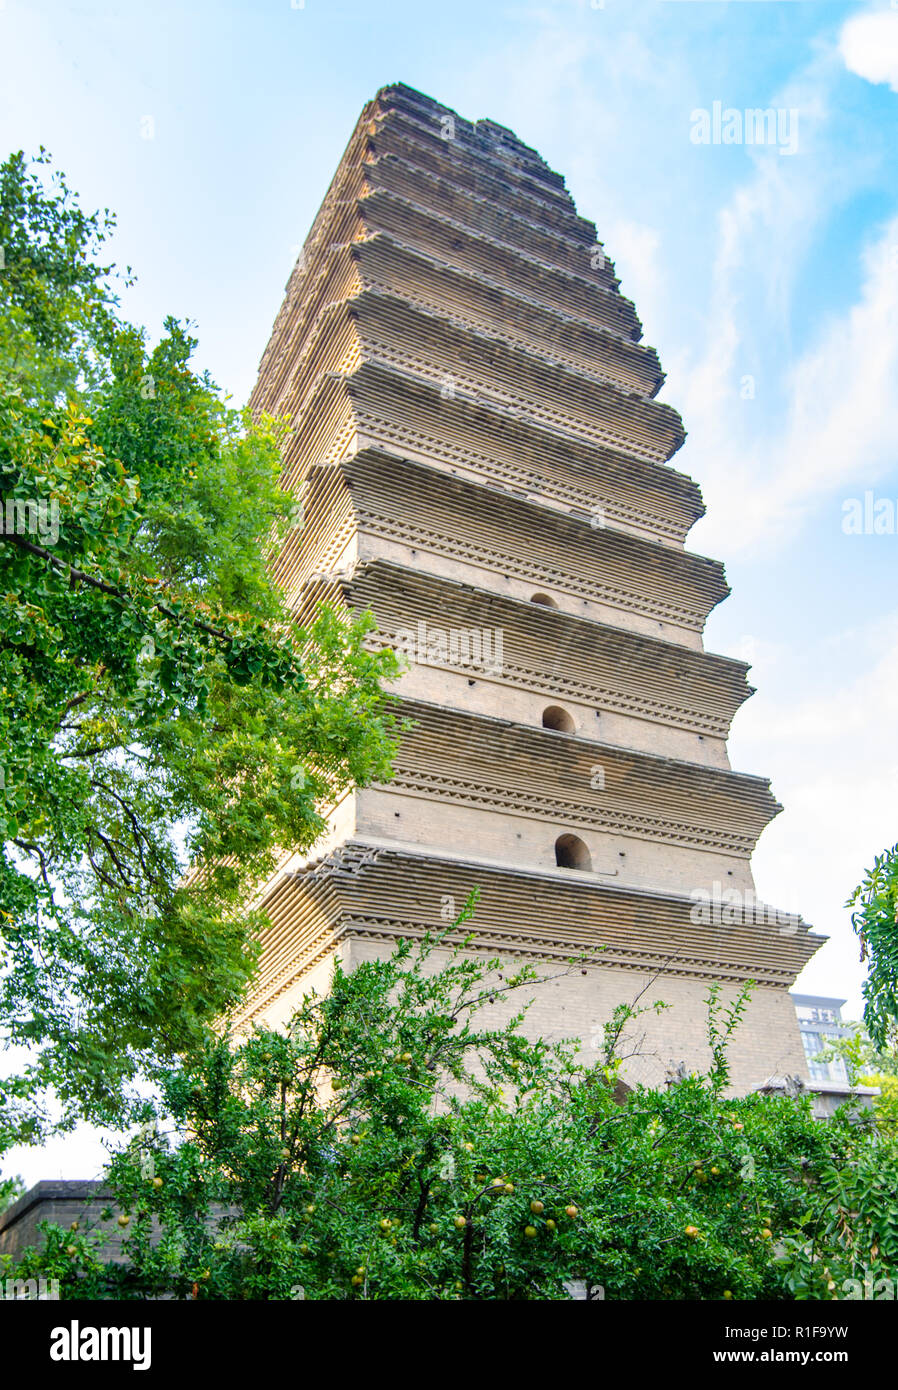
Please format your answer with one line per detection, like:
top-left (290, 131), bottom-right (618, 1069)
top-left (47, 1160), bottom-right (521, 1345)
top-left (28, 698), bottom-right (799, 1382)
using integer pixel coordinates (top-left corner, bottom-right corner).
top-left (555, 833), bottom-right (591, 871)
top-left (542, 705), bottom-right (575, 733)
top-left (530, 592), bottom-right (558, 608)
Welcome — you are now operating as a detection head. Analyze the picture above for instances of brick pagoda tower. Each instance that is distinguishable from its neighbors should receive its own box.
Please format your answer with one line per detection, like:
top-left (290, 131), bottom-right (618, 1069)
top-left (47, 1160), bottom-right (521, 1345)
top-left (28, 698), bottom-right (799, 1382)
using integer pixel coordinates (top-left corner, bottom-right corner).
top-left (242, 83), bottom-right (820, 1091)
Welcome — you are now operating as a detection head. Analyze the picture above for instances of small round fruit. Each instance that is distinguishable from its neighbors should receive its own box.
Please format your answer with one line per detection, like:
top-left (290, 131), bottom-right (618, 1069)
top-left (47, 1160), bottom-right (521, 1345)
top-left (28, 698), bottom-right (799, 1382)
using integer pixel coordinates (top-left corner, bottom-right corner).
top-left (545, 1219), bottom-right (556, 1232)
top-left (685, 1225), bottom-right (699, 1238)
top-left (463, 1142), bottom-right (474, 1152)
top-left (305, 1203), bottom-right (316, 1214)
top-left (351, 1275), bottom-right (363, 1287)
top-left (455, 1280), bottom-right (463, 1291)
top-left (69, 1221), bottom-right (79, 1232)
top-left (564, 1205), bottom-right (579, 1219)
top-left (723, 1290), bottom-right (733, 1300)
top-left (524, 1225), bottom-right (537, 1238)
top-left (530, 1200), bottom-right (544, 1215)
top-left (117, 1214), bottom-right (130, 1228)
top-left (401, 1052), bottom-right (412, 1062)
top-left (356, 1265), bottom-right (365, 1276)
top-left (760, 1228), bottom-right (773, 1240)
top-left (710, 1167), bottom-right (720, 1176)
top-left (491, 1178), bottom-right (505, 1189)
top-left (429, 1222), bottom-right (439, 1233)
top-left (504, 1183), bottom-right (515, 1195)
top-left (454, 1215), bottom-right (467, 1229)
top-left (351, 1134), bottom-right (361, 1145)
top-left (733, 1122), bottom-right (744, 1132)
top-left (151, 1176), bottom-right (163, 1189)
top-left (66, 1244), bottom-right (77, 1257)
top-left (379, 1218), bottom-right (392, 1231)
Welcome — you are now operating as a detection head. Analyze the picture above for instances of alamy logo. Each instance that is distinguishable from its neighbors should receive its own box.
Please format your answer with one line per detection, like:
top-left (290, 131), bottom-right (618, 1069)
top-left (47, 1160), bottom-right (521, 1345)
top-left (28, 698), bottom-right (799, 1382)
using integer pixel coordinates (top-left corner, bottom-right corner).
top-left (1, 1276), bottom-right (59, 1300)
top-left (689, 881), bottom-right (801, 934)
top-left (50, 1321), bottom-right (151, 1371)
top-left (690, 102), bottom-right (799, 156)
top-left (395, 620), bottom-right (504, 677)
top-left (842, 491), bottom-right (898, 535)
top-left (1, 496), bottom-right (60, 545)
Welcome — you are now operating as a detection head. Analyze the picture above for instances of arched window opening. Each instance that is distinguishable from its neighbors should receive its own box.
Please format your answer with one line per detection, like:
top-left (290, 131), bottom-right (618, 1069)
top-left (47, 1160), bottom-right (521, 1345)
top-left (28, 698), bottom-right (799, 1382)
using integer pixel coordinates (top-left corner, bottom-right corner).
top-left (555, 834), bottom-right (591, 871)
top-left (530, 592), bottom-right (558, 608)
top-left (542, 705), bottom-right (575, 733)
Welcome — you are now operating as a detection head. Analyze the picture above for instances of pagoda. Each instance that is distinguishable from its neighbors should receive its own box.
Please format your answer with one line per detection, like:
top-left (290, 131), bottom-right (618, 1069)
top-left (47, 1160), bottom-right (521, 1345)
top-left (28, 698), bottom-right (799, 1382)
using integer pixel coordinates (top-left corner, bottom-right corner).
top-left (242, 83), bottom-right (820, 1091)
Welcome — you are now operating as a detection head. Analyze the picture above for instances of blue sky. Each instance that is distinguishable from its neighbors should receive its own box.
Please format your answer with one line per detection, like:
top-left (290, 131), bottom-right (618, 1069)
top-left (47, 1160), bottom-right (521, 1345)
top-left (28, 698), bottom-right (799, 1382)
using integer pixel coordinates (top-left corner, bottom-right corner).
top-left (3, 0), bottom-right (898, 1180)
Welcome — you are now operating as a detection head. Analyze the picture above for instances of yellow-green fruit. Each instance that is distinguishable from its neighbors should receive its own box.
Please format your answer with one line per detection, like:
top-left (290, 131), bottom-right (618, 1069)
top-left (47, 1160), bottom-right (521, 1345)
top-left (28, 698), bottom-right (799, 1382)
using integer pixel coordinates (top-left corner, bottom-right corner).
top-left (305, 1203), bottom-right (315, 1214)
top-left (530, 1200), bottom-right (544, 1214)
top-left (463, 1142), bottom-right (474, 1152)
top-left (429, 1223), bottom-right (439, 1233)
top-left (546, 1219), bottom-right (556, 1232)
top-left (351, 1134), bottom-right (361, 1145)
top-left (524, 1225), bottom-right (537, 1238)
top-left (356, 1266), bottom-right (365, 1276)
top-left (66, 1245), bottom-right (77, 1257)
top-left (760, 1228), bottom-right (773, 1240)
top-left (723, 1290), bottom-right (733, 1300)
top-left (117, 1214), bottom-right (130, 1227)
top-left (151, 1176), bottom-right (163, 1189)
top-left (351, 1275), bottom-right (363, 1287)
top-left (213, 1241), bottom-right (226, 1252)
top-left (454, 1215), bottom-right (467, 1229)
top-left (710, 1167), bottom-right (720, 1176)
top-left (564, 1205), bottom-right (578, 1218)
top-left (504, 1183), bottom-right (514, 1195)
top-left (685, 1225), bottom-right (699, 1238)
top-left (379, 1218), bottom-right (392, 1231)
top-left (69, 1221), bottom-right (79, 1232)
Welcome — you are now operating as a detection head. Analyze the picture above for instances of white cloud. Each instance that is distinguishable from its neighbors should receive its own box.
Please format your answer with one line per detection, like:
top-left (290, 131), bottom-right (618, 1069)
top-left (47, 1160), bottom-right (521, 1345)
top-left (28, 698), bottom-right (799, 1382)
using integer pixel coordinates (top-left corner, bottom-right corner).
top-left (729, 612), bottom-right (898, 1013)
top-left (840, 9), bottom-right (898, 94)
top-left (686, 214), bottom-right (898, 557)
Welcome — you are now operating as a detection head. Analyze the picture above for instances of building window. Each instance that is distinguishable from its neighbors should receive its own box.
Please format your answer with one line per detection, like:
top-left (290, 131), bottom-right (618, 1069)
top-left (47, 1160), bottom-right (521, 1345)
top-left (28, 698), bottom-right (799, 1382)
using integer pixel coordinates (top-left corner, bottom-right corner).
top-left (543, 705), bottom-right (575, 733)
top-left (555, 833), bottom-right (591, 871)
top-left (530, 593), bottom-right (558, 608)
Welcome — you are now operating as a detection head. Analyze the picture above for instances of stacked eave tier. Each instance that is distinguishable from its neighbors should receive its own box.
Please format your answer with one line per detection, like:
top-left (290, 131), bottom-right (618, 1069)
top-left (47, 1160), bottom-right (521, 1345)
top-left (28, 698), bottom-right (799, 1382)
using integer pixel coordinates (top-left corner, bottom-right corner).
top-left (296, 559), bottom-right (752, 741)
top-left (234, 843), bottom-right (822, 1027)
top-left (367, 697), bottom-right (780, 859)
top-left (271, 292), bottom-right (683, 477)
top-left (252, 86), bottom-right (649, 420)
top-left (273, 452), bottom-right (729, 639)
top-left (283, 361), bottom-right (700, 545)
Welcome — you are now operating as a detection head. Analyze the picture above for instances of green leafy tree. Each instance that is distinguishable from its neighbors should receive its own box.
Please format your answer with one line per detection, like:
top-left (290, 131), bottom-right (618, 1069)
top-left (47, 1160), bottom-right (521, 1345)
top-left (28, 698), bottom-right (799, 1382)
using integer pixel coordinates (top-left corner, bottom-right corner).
top-left (0, 150), bottom-right (402, 1152)
top-left (848, 843), bottom-right (898, 1050)
top-left (8, 899), bottom-right (896, 1301)
top-left (0, 1173), bottom-right (24, 1213)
